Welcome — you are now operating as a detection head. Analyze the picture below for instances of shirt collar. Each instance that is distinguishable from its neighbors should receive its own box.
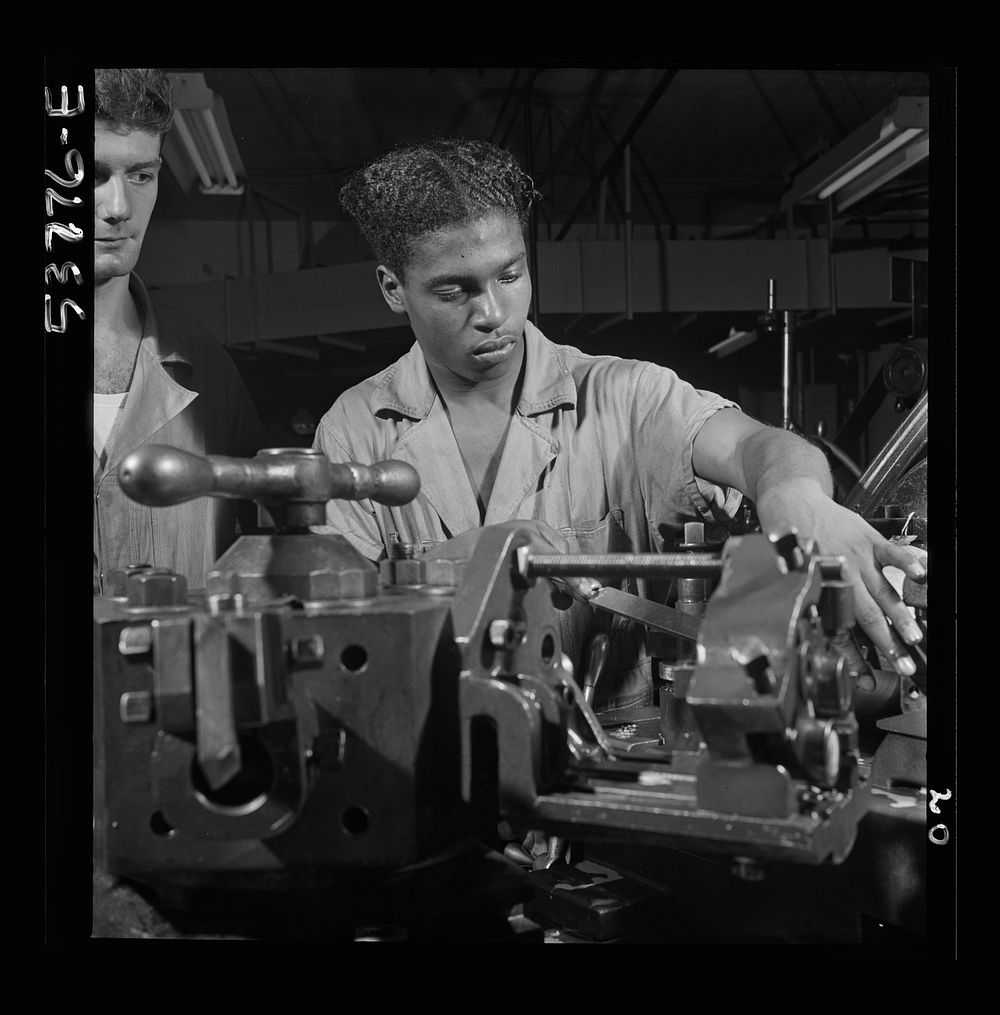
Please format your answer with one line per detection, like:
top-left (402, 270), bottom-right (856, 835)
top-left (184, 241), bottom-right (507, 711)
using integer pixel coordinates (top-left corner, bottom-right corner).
top-left (130, 273), bottom-right (193, 367)
top-left (370, 320), bottom-right (577, 420)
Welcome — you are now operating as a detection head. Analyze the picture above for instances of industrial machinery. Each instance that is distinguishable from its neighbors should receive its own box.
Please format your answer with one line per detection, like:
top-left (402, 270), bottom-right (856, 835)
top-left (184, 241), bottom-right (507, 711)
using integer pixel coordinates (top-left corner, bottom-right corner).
top-left (93, 424), bottom-right (931, 944)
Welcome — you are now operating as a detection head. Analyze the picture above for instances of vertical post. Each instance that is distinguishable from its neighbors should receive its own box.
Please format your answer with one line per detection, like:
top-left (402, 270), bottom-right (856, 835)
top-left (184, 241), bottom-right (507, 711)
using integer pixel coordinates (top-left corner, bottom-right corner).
top-left (782, 311), bottom-right (795, 430)
top-left (795, 348), bottom-right (805, 431)
top-left (625, 143), bottom-right (633, 320)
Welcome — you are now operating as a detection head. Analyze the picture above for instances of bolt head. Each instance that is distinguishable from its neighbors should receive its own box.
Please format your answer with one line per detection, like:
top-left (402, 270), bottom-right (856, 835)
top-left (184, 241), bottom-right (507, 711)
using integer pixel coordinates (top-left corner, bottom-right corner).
top-left (119, 690), bottom-right (153, 723)
top-left (118, 625), bottom-right (153, 656)
top-left (488, 620), bottom-right (511, 648)
top-left (682, 521), bottom-right (705, 546)
top-left (290, 635), bottom-right (325, 665)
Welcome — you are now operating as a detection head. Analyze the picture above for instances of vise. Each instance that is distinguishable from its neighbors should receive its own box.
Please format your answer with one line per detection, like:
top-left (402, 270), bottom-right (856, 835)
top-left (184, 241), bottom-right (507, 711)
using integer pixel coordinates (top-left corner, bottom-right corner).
top-left (94, 445), bottom-right (870, 908)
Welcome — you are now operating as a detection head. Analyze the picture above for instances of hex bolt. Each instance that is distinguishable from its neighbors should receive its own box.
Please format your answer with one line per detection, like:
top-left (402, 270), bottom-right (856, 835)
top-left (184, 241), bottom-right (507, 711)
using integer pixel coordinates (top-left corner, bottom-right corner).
top-left (118, 625), bottom-right (154, 656)
top-left (119, 691), bottom-right (153, 723)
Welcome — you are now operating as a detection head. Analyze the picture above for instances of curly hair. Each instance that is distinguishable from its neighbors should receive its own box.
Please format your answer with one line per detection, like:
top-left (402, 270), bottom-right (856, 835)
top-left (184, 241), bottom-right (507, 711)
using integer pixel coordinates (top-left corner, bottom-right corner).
top-left (95, 68), bottom-right (174, 136)
top-left (339, 137), bottom-right (540, 281)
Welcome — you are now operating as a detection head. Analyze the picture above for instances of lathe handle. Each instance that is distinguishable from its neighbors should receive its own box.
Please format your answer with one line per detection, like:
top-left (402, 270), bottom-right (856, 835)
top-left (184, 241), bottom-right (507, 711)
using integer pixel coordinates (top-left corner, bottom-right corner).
top-left (118, 445), bottom-right (420, 508)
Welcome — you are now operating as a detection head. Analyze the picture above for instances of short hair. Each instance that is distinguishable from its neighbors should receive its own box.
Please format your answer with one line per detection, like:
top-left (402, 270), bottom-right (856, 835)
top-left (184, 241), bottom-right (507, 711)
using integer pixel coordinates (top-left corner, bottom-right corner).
top-left (95, 68), bottom-right (174, 137)
top-left (339, 137), bottom-right (540, 280)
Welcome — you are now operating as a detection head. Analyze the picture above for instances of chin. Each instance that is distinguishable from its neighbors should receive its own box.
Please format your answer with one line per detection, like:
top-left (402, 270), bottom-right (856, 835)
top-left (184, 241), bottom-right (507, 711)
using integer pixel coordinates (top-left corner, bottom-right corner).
top-left (94, 258), bottom-right (134, 283)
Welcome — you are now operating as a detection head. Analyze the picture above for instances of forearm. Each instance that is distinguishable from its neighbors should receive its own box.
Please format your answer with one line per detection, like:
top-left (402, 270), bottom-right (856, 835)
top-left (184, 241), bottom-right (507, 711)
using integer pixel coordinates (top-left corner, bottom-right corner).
top-left (738, 426), bottom-right (834, 509)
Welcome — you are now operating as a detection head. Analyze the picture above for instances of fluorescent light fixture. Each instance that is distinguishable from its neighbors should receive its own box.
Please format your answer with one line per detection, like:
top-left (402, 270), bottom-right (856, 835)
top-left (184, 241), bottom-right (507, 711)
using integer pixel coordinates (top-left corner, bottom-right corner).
top-left (708, 327), bottom-right (757, 359)
top-left (781, 96), bottom-right (928, 214)
top-left (162, 72), bottom-right (246, 196)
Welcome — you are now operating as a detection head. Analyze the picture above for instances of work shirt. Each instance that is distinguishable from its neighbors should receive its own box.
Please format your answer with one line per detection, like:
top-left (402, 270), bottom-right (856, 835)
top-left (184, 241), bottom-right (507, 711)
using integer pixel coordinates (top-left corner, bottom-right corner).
top-left (93, 275), bottom-right (266, 595)
top-left (312, 322), bottom-right (743, 708)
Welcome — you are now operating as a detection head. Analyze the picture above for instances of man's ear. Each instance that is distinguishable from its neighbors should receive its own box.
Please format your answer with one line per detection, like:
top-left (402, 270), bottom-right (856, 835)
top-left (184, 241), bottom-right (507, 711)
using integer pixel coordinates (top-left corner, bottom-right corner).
top-left (377, 265), bottom-right (407, 315)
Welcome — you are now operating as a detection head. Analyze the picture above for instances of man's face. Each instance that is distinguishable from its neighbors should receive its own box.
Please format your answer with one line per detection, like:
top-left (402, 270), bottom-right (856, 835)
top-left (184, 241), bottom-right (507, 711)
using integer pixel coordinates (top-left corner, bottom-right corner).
top-left (94, 121), bottom-right (162, 283)
top-left (379, 212), bottom-right (531, 387)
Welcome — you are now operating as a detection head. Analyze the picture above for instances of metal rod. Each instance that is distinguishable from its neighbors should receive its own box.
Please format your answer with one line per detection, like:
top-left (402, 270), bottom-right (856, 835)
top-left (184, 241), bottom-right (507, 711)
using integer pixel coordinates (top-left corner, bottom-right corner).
top-left (782, 310), bottom-right (794, 429)
top-left (527, 553), bottom-right (723, 580)
top-left (796, 349), bottom-right (805, 430)
top-left (842, 392), bottom-right (928, 515)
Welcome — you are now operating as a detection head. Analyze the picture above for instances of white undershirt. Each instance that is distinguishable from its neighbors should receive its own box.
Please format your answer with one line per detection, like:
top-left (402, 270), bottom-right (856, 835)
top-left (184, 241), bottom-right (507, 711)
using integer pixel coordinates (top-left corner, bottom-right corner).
top-left (94, 391), bottom-right (127, 460)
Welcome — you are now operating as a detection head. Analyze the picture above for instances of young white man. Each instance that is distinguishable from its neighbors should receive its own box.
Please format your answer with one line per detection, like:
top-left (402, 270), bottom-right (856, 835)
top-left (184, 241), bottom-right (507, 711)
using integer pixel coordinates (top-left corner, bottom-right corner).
top-left (93, 68), bottom-right (266, 595)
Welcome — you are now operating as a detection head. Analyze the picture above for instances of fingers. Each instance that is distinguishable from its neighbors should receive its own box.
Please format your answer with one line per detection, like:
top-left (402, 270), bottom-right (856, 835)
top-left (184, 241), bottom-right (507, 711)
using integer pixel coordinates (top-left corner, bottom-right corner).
top-left (848, 562), bottom-right (920, 677)
top-left (876, 539), bottom-right (928, 582)
top-left (868, 565), bottom-right (923, 646)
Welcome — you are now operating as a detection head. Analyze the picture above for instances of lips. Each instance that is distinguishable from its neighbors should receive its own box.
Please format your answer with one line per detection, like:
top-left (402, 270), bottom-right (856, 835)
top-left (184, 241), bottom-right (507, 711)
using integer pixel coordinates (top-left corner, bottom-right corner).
top-left (472, 336), bottom-right (516, 355)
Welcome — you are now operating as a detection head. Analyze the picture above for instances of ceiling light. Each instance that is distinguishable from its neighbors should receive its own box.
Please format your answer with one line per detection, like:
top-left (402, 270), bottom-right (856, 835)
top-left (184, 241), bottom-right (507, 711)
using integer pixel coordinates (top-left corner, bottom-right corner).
top-left (162, 72), bottom-right (246, 196)
top-left (781, 96), bottom-right (928, 214)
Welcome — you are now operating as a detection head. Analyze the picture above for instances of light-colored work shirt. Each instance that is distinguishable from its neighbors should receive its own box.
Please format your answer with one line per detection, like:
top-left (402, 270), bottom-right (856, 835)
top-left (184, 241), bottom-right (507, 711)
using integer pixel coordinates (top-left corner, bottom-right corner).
top-left (313, 321), bottom-right (742, 708)
top-left (93, 275), bottom-right (267, 594)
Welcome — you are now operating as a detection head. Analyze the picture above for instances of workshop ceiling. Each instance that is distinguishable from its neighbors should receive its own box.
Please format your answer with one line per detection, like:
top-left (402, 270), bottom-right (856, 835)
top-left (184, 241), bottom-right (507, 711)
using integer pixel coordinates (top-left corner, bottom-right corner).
top-left (156, 65), bottom-right (944, 240)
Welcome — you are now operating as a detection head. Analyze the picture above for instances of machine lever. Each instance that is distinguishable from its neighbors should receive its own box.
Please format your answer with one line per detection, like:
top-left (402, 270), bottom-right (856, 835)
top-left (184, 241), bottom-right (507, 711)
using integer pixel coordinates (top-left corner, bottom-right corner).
top-left (587, 587), bottom-right (701, 641)
top-left (119, 445), bottom-right (421, 519)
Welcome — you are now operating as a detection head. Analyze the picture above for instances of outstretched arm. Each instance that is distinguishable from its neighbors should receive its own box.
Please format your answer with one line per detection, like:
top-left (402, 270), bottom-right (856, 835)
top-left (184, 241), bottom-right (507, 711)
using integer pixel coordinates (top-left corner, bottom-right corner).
top-left (692, 408), bottom-right (926, 677)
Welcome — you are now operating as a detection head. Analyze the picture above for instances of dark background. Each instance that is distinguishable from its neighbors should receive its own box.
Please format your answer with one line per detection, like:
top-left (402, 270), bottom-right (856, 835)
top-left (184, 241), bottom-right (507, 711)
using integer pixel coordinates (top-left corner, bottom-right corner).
top-left (141, 65), bottom-right (944, 470)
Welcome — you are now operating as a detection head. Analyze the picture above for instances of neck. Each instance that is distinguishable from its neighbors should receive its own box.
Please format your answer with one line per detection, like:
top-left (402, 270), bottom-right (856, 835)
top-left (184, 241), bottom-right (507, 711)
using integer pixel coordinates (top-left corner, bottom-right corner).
top-left (429, 340), bottom-right (525, 410)
top-left (94, 274), bottom-right (140, 344)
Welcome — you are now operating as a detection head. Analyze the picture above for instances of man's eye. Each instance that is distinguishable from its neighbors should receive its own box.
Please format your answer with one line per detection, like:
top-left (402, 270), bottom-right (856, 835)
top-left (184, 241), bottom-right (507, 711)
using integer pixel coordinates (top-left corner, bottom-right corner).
top-left (435, 290), bottom-right (463, 303)
top-left (128, 172), bottom-right (156, 185)
top-left (500, 272), bottom-right (523, 284)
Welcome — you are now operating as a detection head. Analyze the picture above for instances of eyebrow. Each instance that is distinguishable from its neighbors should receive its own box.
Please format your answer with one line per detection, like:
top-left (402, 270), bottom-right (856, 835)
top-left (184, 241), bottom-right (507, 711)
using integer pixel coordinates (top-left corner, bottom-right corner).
top-left (95, 157), bottom-right (163, 173)
top-left (424, 251), bottom-right (526, 290)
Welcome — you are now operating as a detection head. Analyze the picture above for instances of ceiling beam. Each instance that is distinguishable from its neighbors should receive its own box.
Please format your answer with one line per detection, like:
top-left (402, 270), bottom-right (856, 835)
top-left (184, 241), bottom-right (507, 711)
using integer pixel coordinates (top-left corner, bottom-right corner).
top-left (555, 69), bottom-right (679, 241)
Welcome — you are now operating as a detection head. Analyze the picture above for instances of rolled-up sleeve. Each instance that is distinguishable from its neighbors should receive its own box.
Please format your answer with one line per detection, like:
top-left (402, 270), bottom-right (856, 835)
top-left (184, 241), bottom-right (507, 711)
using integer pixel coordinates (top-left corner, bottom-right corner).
top-left (631, 362), bottom-right (744, 527)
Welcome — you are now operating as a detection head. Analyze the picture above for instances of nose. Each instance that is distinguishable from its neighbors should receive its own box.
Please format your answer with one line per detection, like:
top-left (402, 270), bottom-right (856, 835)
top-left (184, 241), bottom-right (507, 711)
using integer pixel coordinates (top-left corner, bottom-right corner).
top-left (471, 282), bottom-right (505, 333)
top-left (96, 174), bottom-right (131, 223)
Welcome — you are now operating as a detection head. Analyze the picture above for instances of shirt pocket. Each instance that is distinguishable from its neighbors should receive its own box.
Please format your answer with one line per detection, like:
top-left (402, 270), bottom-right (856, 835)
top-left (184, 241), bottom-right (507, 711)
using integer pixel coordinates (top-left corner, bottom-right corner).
top-left (558, 508), bottom-right (630, 555)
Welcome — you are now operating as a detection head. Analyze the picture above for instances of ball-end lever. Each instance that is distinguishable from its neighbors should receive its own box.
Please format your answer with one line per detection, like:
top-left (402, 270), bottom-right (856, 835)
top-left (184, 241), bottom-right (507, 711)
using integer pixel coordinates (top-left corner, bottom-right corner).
top-left (118, 445), bottom-right (421, 514)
